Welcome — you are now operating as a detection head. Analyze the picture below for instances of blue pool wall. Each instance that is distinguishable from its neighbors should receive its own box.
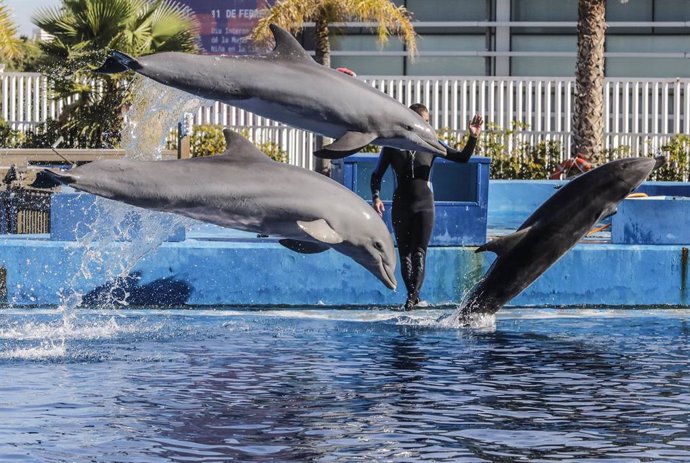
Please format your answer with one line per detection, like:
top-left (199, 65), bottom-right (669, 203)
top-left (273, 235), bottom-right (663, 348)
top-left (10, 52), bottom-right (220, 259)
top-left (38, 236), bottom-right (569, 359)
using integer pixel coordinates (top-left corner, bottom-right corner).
top-left (2, 237), bottom-right (689, 307)
top-left (2, 179), bottom-right (690, 307)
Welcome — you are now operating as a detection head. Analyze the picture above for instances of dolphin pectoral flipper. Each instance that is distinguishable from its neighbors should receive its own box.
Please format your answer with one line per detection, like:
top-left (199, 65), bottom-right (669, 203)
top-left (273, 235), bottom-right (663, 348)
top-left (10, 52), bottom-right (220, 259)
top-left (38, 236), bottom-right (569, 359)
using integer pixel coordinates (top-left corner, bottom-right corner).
top-left (313, 132), bottom-right (377, 159)
top-left (601, 204), bottom-right (618, 219)
top-left (279, 239), bottom-right (330, 254)
top-left (475, 227), bottom-right (531, 255)
top-left (297, 219), bottom-right (344, 244)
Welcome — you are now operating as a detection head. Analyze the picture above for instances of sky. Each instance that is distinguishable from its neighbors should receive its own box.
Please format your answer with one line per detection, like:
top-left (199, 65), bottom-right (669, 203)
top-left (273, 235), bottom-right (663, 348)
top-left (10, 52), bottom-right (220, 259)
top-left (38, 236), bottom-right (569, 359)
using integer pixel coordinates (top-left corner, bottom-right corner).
top-left (6, 0), bottom-right (61, 37)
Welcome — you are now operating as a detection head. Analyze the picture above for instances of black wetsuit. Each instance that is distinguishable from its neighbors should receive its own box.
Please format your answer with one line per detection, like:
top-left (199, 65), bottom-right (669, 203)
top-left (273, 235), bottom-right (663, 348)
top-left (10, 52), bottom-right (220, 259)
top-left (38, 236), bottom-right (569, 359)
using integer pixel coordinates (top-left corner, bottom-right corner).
top-left (370, 138), bottom-right (477, 307)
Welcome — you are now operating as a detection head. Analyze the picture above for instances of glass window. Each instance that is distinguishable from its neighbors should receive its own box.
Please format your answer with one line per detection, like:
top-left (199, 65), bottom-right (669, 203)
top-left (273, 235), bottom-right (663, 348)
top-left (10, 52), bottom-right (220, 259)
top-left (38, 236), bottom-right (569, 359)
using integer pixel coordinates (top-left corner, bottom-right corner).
top-left (606, 35), bottom-right (690, 77)
top-left (331, 35), bottom-right (405, 52)
top-left (416, 34), bottom-right (486, 52)
top-left (607, 35), bottom-right (690, 53)
top-left (654, 0), bottom-right (690, 21)
top-left (512, 0), bottom-right (577, 21)
top-left (606, 0), bottom-right (653, 21)
top-left (512, 35), bottom-right (576, 52)
top-left (409, 35), bottom-right (487, 74)
top-left (511, 57), bottom-right (576, 77)
top-left (606, 58), bottom-right (690, 77)
top-left (331, 56), bottom-right (404, 76)
top-left (407, 0), bottom-right (488, 22)
top-left (406, 57), bottom-right (486, 76)
top-left (330, 35), bottom-right (405, 75)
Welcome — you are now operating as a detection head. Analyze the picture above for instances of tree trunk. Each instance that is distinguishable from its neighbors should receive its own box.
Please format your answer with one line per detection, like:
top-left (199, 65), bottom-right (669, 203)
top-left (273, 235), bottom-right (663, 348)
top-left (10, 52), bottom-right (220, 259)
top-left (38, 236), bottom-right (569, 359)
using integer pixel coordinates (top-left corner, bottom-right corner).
top-left (572, 0), bottom-right (606, 161)
top-left (312, 14), bottom-right (331, 176)
top-left (313, 15), bottom-right (331, 68)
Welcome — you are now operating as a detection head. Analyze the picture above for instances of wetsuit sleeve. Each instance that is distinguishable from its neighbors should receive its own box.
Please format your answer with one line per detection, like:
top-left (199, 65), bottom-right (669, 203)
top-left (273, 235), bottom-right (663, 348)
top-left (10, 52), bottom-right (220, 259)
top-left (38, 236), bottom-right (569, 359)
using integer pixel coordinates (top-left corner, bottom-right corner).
top-left (444, 136), bottom-right (477, 163)
top-left (370, 148), bottom-right (392, 200)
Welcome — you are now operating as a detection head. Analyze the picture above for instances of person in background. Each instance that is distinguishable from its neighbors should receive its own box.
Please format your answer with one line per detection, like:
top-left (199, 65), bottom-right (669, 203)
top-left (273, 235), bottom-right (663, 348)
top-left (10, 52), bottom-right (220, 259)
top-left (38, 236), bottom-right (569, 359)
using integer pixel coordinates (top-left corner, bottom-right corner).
top-left (371, 104), bottom-right (483, 310)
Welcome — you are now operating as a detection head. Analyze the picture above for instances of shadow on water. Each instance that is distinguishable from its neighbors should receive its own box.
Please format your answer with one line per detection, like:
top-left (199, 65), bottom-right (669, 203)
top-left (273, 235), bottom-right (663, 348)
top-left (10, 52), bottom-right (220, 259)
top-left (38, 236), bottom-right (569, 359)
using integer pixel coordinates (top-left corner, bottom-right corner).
top-left (81, 271), bottom-right (192, 306)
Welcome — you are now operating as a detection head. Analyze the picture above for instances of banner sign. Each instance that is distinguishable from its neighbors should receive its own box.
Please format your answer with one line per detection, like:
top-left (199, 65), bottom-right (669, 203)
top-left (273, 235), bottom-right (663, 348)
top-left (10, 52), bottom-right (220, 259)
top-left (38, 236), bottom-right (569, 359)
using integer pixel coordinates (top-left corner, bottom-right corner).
top-left (178, 0), bottom-right (276, 54)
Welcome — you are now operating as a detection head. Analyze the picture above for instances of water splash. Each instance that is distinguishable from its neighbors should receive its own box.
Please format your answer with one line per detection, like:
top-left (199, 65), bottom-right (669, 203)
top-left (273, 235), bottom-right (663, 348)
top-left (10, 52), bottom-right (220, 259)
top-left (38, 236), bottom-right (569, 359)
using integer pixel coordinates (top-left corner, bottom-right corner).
top-left (436, 309), bottom-right (497, 330)
top-left (122, 77), bottom-right (214, 160)
top-left (48, 76), bottom-right (214, 357)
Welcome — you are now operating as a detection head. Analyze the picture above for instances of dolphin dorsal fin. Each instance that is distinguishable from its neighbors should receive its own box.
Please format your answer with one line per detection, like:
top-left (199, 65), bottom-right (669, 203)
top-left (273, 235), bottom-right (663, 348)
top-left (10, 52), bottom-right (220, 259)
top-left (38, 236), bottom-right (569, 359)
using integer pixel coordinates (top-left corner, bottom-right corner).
top-left (475, 227), bottom-right (531, 255)
top-left (217, 129), bottom-right (274, 163)
top-left (267, 24), bottom-right (313, 62)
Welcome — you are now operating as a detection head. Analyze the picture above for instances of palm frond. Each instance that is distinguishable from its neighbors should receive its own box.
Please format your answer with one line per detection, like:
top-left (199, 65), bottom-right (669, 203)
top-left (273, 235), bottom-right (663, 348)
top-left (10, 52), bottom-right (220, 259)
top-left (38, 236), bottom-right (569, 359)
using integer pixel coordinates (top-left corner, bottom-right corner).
top-left (251, 0), bottom-right (321, 48)
top-left (148, 0), bottom-right (198, 52)
top-left (0, 0), bottom-right (20, 60)
top-left (83, 0), bottom-right (134, 47)
top-left (251, 0), bottom-right (417, 57)
top-left (344, 0), bottom-right (417, 57)
top-left (32, 5), bottom-right (75, 38)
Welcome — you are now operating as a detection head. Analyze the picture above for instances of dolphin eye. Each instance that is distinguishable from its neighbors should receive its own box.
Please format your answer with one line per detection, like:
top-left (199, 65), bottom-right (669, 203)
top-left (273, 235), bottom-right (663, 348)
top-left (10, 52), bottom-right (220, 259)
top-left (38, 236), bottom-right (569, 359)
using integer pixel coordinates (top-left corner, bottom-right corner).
top-left (405, 125), bottom-right (413, 131)
top-left (374, 241), bottom-right (384, 251)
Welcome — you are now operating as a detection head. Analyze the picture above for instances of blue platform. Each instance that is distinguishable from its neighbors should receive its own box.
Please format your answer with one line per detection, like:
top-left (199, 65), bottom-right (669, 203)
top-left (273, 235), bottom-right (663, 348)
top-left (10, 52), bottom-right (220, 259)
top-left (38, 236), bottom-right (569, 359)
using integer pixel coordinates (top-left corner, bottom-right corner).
top-left (612, 196), bottom-right (690, 245)
top-left (332, 154), bottom-right (491, 246)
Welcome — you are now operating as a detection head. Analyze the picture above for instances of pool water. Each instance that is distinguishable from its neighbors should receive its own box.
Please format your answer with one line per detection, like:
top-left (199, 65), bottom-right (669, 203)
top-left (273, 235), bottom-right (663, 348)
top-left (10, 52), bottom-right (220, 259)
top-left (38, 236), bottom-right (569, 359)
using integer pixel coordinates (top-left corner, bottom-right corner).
top-left (2, 308), bottom-right (690, 462)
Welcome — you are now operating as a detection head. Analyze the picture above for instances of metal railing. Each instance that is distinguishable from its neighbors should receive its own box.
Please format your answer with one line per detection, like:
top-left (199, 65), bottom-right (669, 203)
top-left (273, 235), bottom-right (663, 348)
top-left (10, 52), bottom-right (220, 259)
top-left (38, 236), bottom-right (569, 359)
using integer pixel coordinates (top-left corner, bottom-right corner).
top-left (0, 189), bottom-right (52, 234)
top-left (3, 72), bottom-right (689, 169)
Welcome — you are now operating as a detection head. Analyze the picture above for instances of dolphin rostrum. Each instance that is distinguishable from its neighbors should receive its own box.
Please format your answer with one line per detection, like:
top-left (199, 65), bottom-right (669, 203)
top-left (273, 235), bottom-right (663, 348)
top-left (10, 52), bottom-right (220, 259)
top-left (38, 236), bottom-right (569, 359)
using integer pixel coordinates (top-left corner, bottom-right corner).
top-left (454, 157), bottom-right (661, 320)
top-left (45, 129), bottom-right (398, 290)
top-left (94, 24), bottom-right (446, 160)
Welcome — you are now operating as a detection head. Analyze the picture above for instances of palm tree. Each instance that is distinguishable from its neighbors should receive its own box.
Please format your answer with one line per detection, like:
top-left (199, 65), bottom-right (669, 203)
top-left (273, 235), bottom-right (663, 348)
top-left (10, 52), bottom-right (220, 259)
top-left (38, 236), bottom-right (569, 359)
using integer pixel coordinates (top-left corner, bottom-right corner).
top-left (0, 0), bottom-right (20, 62)
top-left (251, 0), bottom-right (417, 175)
top-left (31, 0), bottom-right (198, 147)
top-left (572, 0), bottom-right (606, 161)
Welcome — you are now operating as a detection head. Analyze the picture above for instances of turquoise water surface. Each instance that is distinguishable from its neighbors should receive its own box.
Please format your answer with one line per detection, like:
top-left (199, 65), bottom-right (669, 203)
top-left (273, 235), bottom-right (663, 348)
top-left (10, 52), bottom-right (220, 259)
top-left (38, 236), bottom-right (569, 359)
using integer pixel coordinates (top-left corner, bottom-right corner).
top-left (2, 308), bottom-right (690, 462)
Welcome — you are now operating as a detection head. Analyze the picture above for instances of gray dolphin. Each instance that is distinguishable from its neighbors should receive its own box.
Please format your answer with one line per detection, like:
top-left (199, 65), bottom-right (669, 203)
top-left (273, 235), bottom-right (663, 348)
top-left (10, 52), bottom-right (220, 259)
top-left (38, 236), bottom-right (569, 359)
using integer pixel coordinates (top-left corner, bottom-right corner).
top-left (45, 129), bottom-right (398, 290)
top-left (455, 157), bottom-right (662, 320)
top-left (94, 24), bottom-right (446, 159)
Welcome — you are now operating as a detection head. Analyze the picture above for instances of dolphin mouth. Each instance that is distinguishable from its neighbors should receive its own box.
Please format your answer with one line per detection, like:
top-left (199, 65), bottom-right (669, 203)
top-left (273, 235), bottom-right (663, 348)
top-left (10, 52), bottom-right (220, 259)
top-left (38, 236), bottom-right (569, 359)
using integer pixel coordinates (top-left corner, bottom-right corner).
top-left (653, 156), bottom-right (666, 170)
top-left (624, 157), bottom-right (662, 191)
top-left (425, 138), bottom-right (447, 156)
top-left (380, 259), bottom-right (397, 290)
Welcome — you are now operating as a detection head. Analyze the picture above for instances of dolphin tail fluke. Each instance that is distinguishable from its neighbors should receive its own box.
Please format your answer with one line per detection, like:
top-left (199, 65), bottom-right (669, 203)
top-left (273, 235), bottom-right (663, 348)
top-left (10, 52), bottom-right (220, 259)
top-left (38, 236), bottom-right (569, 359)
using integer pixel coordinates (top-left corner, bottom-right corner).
top-left (94, 51), bottom-right (141, 74)
top-left (39, 169), bottom-right (76, 186)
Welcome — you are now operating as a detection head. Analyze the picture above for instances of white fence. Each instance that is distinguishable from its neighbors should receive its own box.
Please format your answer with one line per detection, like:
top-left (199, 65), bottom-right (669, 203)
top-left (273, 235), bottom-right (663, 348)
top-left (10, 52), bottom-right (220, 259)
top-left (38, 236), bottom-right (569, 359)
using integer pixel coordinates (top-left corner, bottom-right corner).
top-left (2, 71), bottom-right (690, 169)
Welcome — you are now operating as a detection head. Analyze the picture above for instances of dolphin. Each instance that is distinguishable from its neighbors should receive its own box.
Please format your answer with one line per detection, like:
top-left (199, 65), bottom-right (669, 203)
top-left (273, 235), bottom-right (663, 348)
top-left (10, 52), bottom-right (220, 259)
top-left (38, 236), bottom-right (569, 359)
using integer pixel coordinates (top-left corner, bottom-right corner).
top-left (454, 157), bottom-right (662, 320)
top-left (44, 129), bottom-right (398, 290)
top-left (94, 24), bottom-right (446, 159)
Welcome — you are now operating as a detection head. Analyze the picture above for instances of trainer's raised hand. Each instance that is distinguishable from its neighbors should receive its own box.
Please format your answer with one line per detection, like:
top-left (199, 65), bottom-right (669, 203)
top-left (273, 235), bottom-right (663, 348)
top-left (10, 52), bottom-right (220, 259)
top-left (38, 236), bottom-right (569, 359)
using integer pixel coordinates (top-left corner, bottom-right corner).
top-left (469, 114), bottom-right (483, 138)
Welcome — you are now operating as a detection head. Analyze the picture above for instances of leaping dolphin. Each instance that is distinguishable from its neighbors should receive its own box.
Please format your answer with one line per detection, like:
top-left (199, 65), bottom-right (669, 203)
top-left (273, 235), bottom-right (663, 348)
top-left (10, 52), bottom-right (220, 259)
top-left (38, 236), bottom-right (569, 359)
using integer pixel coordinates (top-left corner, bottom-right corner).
top-left (94, 24), bottom-right (446, 159)
top-left (44, 129), bottom-right (398, 290)
top-left (452, 157), bottom-right (662, 321)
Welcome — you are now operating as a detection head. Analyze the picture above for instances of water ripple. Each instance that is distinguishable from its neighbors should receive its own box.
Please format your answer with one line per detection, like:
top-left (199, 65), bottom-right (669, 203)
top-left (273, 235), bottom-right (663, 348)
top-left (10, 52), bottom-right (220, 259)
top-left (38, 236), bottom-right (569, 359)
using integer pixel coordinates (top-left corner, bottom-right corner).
top-left (2, 308), bottom-right (690, 462)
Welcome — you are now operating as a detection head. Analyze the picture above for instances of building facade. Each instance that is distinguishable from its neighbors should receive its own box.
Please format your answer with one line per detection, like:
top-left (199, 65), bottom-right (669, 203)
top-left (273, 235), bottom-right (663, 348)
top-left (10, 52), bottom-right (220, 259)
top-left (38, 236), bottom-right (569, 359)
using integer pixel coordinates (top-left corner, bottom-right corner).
top-left (324, 0), bottom-right (690, 77)
top-left (179, 0), bottom-right (690, 78)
